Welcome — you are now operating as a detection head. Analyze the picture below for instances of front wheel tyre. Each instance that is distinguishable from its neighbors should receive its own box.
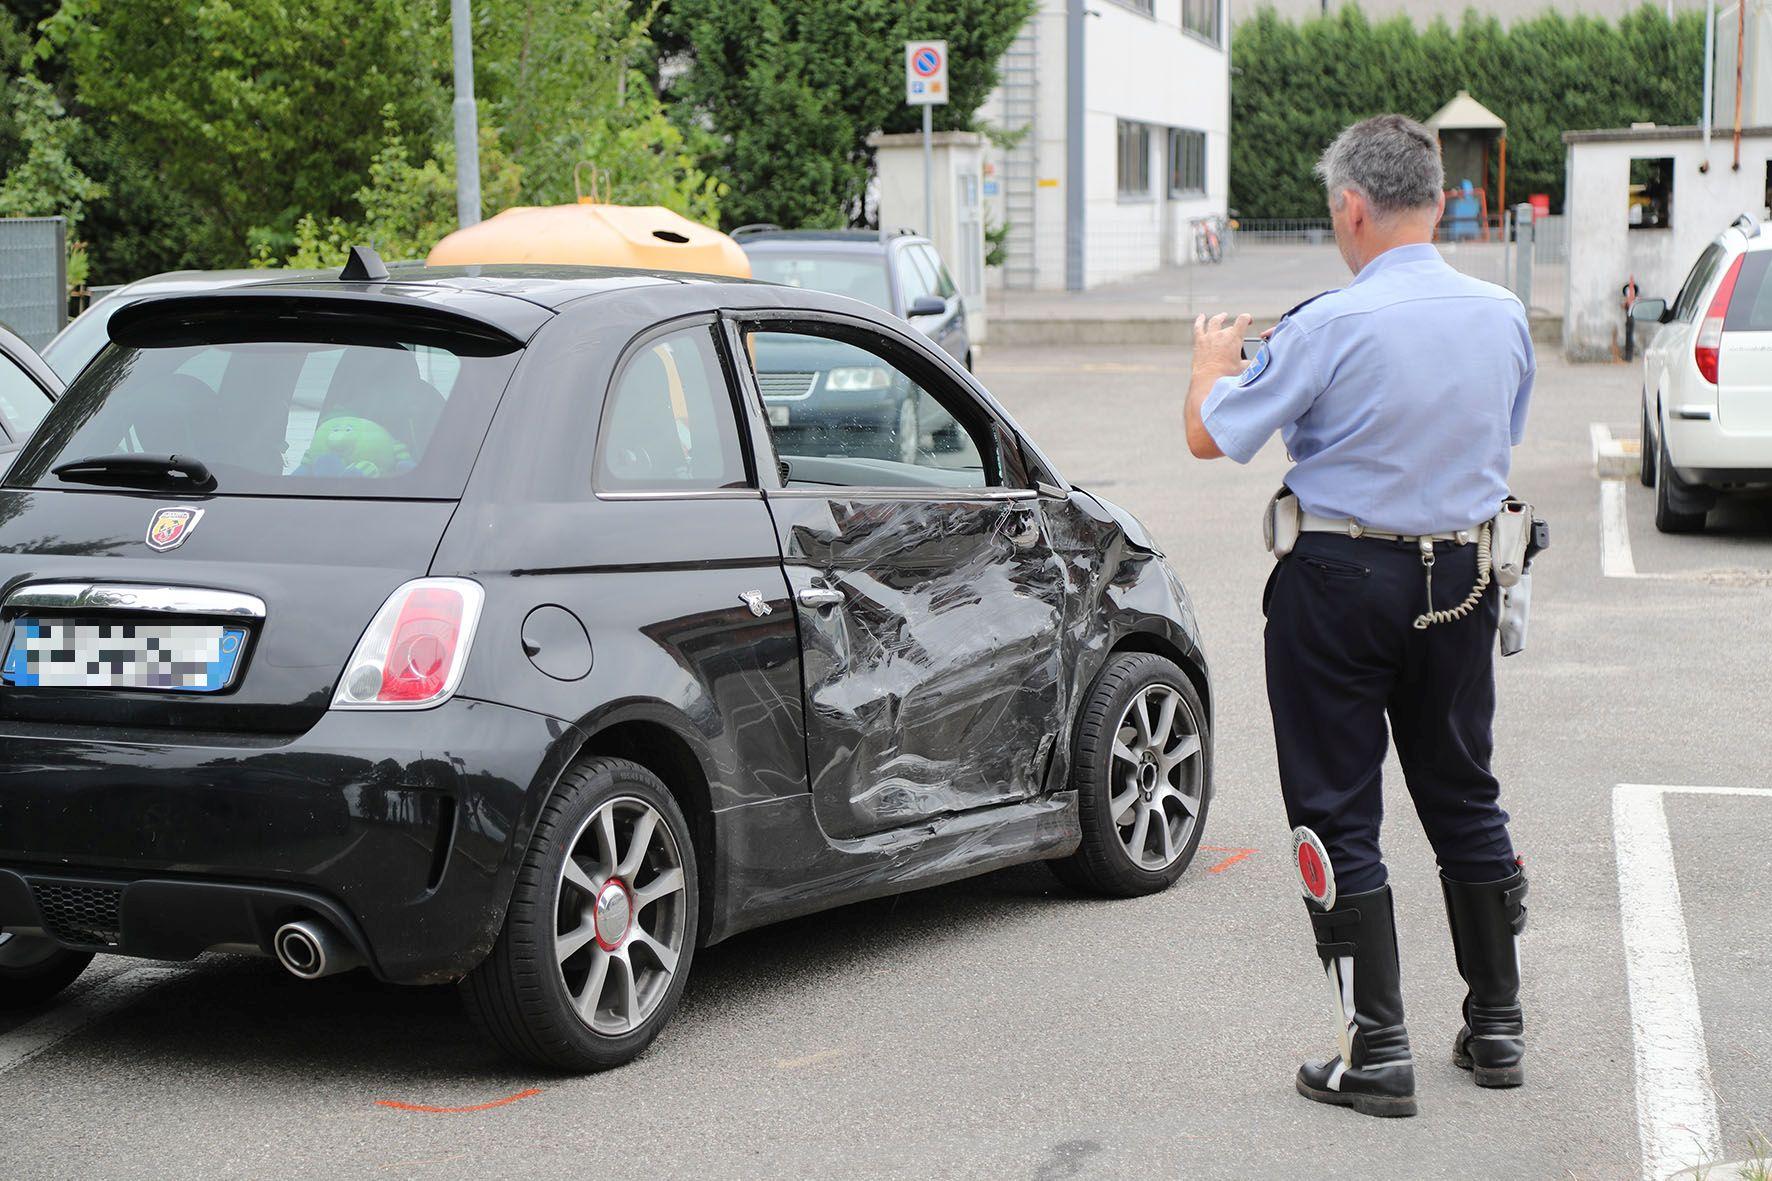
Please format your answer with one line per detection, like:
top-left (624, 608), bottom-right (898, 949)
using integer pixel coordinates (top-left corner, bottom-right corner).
top-left (462, 757), bottom-right (698, 1072)
top-left (0, 933), bottom-right (93, 1010)
top-left (1654, 430), bottom-right (1708, 534)
top-left (1052, 653), bottom-right (1211, 897)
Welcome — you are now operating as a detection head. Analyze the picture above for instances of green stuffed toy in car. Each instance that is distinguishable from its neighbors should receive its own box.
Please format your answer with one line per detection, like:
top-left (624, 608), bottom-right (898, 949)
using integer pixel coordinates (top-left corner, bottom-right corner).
top-left (293, 416), bottom-right (415, 479)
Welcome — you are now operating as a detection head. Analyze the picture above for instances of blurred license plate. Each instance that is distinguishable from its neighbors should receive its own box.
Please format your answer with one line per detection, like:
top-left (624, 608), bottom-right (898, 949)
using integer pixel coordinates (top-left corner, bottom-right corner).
top-left (2, 617), bottom-right (249, 693)
top-left (767, 404), bottom-right (790, 426)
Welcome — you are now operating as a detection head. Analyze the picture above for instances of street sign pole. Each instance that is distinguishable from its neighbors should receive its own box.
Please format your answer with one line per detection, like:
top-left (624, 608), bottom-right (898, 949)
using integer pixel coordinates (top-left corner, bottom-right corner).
top-left (451, 0), bottom-right (482, 230)
top-left (904, 40), bottom-right (949, 237)
top-left (922, 104), bottom-right (933, 237)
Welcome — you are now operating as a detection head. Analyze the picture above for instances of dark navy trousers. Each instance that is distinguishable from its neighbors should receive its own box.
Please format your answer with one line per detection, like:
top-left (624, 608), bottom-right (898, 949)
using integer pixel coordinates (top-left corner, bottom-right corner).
top-left (1263, 531), bottom-right (1517, 896)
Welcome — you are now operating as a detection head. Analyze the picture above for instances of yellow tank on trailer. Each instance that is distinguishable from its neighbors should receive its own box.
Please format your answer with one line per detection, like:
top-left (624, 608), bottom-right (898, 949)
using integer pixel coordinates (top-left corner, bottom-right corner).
top-left (427, 200), bottom-right (751, 278)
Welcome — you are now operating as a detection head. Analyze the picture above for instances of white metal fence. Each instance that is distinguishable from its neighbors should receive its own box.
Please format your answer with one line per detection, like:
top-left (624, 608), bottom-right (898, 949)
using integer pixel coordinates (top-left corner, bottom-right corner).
top-left (0, 216), bottom-right (67, 349)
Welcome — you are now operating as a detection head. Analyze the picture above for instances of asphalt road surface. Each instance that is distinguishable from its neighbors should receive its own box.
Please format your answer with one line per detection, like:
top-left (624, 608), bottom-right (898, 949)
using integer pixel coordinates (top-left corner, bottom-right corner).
top-left (5, 345), bottom-right (1769, 1180)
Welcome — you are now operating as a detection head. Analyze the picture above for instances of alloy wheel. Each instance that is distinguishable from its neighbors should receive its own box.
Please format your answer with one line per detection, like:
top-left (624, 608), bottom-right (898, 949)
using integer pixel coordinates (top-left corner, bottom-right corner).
top-left (1109, 684), bottom-right (1205, 870)
top-left (553, 795), bottom-right (689, 1036)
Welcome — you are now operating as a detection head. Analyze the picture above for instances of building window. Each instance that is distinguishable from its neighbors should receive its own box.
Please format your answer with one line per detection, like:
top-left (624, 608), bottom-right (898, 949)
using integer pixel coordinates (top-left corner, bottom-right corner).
top-left (1629, 157), bottom-right (1673, 230)
top-left (1107, 0), bottom-right (1155, 14)
top-left (1183, 0), bottom-right (1222, 46)
top-left (1117, 120), bottom-right (1153, 199)
top-left (1169, 128), bottom-right (1207, 197)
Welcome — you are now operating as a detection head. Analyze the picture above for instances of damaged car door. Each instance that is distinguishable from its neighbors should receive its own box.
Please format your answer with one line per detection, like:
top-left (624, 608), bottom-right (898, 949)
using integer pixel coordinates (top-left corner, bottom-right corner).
top-left (733, 315), bottom-right (1069, 840)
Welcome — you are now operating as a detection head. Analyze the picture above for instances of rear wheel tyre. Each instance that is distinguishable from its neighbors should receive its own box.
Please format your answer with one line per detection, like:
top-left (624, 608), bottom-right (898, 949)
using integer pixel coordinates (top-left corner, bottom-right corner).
top-left (0, 933), bottom-right (93, 1010)
top-left (1053, 653), bottom-right (1211, 897)
top-left (1653, 429), bottom-right (1708, 534)
top-left (462, 757), bottom-right (698, 1073)
top-left (1638, 401), bottom-right (1655, 488)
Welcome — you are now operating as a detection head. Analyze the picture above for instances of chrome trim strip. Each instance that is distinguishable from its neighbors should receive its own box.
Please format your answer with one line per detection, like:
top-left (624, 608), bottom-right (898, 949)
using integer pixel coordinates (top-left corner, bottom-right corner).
top-left (593, 489), bottom-right (765, 502)
top-left (765, 486), bottom-right (1036, 501)
top-left (3, 583), bottom-right (268, 618)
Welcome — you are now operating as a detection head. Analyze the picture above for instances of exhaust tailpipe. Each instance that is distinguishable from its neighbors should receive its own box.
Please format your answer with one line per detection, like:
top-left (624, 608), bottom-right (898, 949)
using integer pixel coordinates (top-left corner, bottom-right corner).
top-left (273, 919), bottom-right (363, 980)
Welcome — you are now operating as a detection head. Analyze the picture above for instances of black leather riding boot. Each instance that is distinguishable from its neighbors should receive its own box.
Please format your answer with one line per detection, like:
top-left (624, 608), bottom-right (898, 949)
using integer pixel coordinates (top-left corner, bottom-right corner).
top-left (1295, 885), bottom-right (1418, 1118)
top-left (1442, 867), bottom-right (1528, 1087)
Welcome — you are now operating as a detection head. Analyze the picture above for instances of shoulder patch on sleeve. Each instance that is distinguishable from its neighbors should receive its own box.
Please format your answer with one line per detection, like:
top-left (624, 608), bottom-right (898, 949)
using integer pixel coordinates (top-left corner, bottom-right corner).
top-left (1239, 343), bottom-right (1272, 386)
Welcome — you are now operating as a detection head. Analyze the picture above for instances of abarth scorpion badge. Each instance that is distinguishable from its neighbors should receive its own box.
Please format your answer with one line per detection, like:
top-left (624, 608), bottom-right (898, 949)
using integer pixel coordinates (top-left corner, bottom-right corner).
top-left (145, 506), bottom-right (205, 552)
top-left (739, 591), bottom-right (772, 617)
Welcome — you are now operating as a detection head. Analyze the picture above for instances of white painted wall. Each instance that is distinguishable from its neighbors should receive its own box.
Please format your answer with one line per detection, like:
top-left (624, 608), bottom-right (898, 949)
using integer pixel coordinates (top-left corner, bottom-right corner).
top-left (1564, 129), bottom-right (1772, 359)
top-left (1085, 0), bottom-right (1231, 286)
top-left (977, 0), bottom-right (1231, 290)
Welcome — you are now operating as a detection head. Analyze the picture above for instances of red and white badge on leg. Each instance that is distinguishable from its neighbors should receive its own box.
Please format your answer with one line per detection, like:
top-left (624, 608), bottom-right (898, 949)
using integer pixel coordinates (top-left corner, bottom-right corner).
top-left (1292, 826), bottom-right (1336, 909)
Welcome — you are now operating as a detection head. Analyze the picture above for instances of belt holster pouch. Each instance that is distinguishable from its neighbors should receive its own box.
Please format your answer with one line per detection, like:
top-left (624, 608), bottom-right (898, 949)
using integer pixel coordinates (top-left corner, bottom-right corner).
top-left (1492, 499), bottom-right (1532, 587)
top-left (1265, 488), bottom-right (1301, 558)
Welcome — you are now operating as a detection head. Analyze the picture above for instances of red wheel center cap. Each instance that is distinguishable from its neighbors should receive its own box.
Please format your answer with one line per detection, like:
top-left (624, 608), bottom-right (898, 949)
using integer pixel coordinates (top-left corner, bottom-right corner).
top-left (593, 879), bottom-right (633, 950)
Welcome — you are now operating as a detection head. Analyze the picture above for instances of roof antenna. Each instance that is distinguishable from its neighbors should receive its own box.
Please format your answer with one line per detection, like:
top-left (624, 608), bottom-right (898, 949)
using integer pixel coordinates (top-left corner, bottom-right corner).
top-left (340, 245), bottom-right (389, 282)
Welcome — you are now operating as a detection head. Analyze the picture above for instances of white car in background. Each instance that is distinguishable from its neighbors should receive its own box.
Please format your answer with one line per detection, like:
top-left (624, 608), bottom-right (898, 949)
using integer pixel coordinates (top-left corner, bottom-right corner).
top-left (1632, 214), bottom-right (1772, 532)
top-left (43, 268), bottom-right (331, 382)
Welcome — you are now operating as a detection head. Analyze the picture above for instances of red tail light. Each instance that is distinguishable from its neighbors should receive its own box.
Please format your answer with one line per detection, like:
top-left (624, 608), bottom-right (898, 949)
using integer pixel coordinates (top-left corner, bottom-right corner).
top-left (1695, 254), bottom-right (1744, 385)
top-left (381, 588), bottom-right (466, 701)
top-left (333, 579), bottom-right (484, 710)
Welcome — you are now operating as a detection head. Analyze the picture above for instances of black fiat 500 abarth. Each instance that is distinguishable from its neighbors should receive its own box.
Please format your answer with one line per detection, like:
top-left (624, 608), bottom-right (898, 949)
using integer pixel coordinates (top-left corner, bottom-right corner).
top-left (0, 253), bottom-right (1211, 1071)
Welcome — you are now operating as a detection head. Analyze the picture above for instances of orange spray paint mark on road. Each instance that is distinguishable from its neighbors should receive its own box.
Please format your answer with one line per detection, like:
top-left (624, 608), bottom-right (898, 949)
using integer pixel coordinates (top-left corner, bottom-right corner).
top-left (1199, 846), bottom-right (1257, 874)
top-left (376, 1088), bottom-right (541, 1115)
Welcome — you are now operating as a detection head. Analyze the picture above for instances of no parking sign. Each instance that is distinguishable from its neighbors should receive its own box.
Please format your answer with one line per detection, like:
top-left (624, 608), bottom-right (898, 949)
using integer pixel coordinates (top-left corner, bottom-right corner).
top-left (905, 40), bottom-right (949, 106)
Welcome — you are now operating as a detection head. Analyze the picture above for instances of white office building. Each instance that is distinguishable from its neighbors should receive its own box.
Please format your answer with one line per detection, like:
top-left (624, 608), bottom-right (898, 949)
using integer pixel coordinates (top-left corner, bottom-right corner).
top-left (978, 0), bottom-right (1232, 290)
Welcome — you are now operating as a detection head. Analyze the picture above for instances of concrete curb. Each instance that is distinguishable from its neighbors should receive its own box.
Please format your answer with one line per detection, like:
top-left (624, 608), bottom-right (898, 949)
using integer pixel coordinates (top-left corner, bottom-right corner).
top-left (1590, 421), bottom-right (1639, 479)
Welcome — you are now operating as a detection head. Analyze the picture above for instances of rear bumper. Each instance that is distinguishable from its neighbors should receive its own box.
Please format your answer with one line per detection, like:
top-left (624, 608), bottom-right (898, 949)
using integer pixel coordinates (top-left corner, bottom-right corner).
top-left (1664, 417), bottom-right (1772, 485)
top-left (0, 698), bottom-right (577, 984)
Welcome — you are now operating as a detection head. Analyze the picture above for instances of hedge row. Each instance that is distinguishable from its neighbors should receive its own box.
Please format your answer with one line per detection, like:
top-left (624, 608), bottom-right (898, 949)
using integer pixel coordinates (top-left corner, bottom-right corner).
top-left (1229, 4), bottom-right (1707, 219)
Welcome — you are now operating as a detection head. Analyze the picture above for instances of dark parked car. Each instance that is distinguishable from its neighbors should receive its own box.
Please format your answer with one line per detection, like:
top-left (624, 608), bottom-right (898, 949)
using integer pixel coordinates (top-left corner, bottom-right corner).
top-left (737, 229), bottom-right (973, 464)
top-left (0, 253), bottom-right (1211, 1072)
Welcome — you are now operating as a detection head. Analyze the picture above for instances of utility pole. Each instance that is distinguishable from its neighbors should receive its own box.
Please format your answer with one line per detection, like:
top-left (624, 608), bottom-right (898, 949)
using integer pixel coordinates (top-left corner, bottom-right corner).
top-left (451, 0), bottom-right (482, 229)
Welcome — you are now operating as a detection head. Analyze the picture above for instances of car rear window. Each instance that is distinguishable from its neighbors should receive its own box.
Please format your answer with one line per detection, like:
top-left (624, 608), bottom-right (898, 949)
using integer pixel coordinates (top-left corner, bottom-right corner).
top-left (7, 314), bottom-right (521, 499)
top-left (745, 252), bottom-right (892, 311)
top-left (1724, 251), bottom-right (1772, 331)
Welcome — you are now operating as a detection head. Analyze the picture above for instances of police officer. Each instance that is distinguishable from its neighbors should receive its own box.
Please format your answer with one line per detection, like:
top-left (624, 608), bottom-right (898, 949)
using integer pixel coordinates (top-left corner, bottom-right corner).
top-left (1183, 115), bottom-right (1533, 1118)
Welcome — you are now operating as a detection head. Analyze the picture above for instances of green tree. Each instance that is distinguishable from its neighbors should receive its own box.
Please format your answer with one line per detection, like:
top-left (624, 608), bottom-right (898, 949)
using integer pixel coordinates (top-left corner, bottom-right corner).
top-left (474, 0), bottom-right (723, 221)
top-left (0, 11), bottom-right (102, 290)
top-left (36, 0), bottom-right (449, 265)
top-left (661, 0), bottom-right (1036, 229)
top-left (1229, 4), bottom-right (1706, 219)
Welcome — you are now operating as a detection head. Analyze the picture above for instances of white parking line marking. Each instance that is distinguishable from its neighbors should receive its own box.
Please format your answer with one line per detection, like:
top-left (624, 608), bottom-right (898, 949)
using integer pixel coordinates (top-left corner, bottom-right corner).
top-left (1602, 480), bottom-right (1638, 578)
top-left (1613, 783), bottom-right (1772, 1180)
top-left (0, 964), bottom-right (185, 1077)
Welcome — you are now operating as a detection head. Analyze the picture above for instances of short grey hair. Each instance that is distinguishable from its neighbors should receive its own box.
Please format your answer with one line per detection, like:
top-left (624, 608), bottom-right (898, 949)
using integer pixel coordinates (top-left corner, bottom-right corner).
top-left (1314, 114), bottom-right (1444, 217)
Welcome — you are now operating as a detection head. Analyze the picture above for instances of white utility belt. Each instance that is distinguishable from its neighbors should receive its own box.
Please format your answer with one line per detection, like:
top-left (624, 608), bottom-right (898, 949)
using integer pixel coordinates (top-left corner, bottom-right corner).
top-left (1297, 512), bottom-right (1475, 546)
top-left (1265, 489), bottom-right (1538, 643)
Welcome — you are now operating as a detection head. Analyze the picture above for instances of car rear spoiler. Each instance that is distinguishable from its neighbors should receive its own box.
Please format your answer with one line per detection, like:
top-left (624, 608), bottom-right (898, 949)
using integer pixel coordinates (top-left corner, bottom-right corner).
top-left (108, 289), bottom-right (537, 354)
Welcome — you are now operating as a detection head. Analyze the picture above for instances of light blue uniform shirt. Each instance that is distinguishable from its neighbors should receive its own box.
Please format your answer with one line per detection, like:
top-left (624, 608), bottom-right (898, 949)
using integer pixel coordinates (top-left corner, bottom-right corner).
top-left (1201, 243), bottom-right (1535, 535)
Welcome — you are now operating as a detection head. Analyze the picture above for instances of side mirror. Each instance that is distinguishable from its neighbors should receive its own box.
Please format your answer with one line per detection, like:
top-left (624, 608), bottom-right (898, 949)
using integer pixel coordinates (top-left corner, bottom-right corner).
top-left (1630, 298), bottom-right (1669, 323)
top-left (906, 295), bottom-right (947, 318)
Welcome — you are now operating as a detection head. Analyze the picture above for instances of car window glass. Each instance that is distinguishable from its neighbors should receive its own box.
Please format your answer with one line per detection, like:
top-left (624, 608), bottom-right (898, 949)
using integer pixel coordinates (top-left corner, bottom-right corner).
top-left (596, 325), bottom-right (747, 491)
top-left (41, 294), bottom-right (122, 382)
top-left (1673, 243), bottom-right (1725, 322)
top-left (9, 324), bottom-right (519, 500)
top-left (0, 354), bottom-right (51, 439)
top-left (919, 245), bottom-right (957, 299)
top-left (898, 247), bottom-right (938, 309)
top-left (743, 326), bottom-right (988, 490)
top-left (744, 253), bottom-right (892, 311)
top-left (1723, 250), bottom-right (1772, 331)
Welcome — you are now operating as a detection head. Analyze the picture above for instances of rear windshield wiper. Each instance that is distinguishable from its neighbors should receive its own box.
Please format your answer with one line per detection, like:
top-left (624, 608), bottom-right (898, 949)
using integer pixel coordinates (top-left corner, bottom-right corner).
top-left (51, 453), bottom-right (217, 492)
